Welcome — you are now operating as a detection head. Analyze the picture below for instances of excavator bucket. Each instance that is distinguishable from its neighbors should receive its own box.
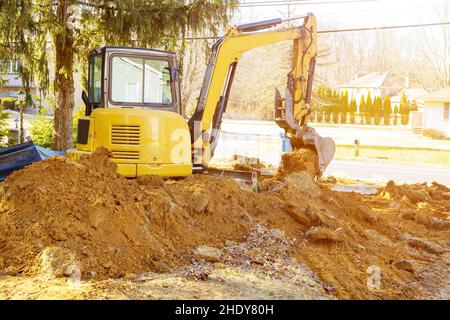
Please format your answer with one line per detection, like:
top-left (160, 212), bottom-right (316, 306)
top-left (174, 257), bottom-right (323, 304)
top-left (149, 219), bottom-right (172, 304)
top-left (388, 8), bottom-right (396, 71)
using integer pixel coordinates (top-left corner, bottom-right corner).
top-left (297, 125), bottom-right (335, 177)
top-left (275, 88), bottom-right (335, 177)
top-left (317, 137), bottom-right (336, 172)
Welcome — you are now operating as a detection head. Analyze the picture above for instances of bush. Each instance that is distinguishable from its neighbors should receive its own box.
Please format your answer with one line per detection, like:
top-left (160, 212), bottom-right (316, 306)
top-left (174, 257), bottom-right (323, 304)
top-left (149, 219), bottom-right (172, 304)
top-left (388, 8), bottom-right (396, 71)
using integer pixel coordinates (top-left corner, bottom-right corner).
top-left (423, 129), bottom-right (449, 140)
top-left (1, 97), bottom-right (17, 110)
top-left (30, 109), bottom-right (54, 148)
top-left (0, 105), bottom-right (9, 147)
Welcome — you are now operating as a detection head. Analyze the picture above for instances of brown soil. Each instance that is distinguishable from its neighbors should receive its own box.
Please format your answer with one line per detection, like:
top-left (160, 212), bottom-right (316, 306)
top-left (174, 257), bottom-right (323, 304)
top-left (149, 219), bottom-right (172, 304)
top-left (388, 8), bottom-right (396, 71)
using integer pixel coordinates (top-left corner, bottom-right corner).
top-left (277, 148), bottom-right (319, 178)
top-left (0, 148), bottom-right (250, 279)
top-left (0, 148), bottom-right (448, 299)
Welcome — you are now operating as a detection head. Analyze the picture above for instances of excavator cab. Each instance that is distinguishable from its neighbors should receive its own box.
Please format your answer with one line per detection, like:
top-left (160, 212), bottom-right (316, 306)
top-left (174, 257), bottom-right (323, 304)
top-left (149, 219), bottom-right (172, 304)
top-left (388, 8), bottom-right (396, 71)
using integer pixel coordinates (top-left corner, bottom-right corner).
top-left (83, 47), bottom-right (182, 114)
top-left (68, 47), bottom-right (193, 177)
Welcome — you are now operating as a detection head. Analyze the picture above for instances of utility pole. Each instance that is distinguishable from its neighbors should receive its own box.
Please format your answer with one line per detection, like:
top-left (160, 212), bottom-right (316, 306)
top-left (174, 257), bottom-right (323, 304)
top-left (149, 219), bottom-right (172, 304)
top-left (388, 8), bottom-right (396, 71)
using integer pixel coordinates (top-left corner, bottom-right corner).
top-left (287, 0), bottom-right (295, 27)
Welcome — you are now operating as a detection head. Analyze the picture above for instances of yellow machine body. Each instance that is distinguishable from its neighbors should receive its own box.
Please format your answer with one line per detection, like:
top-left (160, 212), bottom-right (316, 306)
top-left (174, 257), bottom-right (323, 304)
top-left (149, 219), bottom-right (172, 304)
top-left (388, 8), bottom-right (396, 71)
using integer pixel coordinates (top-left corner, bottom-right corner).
top-left (67, 108), bottom-right (192, 177)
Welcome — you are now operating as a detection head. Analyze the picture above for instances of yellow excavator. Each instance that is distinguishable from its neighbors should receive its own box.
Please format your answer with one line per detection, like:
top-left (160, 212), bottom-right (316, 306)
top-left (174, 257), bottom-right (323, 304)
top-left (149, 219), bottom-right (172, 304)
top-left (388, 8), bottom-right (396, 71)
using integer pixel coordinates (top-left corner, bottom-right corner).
top-left (68, 13), bottom-right (335, 178)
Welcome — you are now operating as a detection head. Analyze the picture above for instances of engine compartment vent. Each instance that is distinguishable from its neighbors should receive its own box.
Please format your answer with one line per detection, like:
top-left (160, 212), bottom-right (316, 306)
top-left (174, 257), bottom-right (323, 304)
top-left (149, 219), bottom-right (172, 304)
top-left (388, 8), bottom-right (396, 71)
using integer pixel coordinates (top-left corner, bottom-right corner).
top-left (111, 125), bottom-right (140, 145)
top-left (111, 150), bottom-right (140, 160)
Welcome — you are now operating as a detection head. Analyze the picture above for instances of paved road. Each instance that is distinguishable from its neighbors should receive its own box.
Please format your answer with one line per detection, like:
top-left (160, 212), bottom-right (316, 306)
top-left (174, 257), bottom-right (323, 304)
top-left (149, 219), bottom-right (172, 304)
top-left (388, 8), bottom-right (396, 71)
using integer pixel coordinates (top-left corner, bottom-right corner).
top-left (216, 120), bottom-right (450, 186)
top-left (325, 160), bottom-right (450, 187)
top-left (221, 119), bottom-right (450, 150)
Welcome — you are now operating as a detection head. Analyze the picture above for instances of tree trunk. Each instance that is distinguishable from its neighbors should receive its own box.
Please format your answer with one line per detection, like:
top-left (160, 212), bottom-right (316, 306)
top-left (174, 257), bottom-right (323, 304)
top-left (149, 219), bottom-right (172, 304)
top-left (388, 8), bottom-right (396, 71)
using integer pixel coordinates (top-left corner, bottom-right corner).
top-left (52, 0), bottom-right (75, 151)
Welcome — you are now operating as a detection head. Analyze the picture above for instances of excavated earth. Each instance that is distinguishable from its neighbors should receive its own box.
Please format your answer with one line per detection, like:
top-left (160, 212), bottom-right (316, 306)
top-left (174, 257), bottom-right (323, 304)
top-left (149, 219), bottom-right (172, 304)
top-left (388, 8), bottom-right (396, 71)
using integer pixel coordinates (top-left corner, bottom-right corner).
top-left (0, 147), bottom-right (448, 299)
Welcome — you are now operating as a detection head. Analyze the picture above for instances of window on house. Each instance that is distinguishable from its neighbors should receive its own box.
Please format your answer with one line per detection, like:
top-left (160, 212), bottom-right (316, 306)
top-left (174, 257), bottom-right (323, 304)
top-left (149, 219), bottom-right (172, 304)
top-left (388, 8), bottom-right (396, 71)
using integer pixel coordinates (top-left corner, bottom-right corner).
top-left (0, 60), bottom-right (21, 74)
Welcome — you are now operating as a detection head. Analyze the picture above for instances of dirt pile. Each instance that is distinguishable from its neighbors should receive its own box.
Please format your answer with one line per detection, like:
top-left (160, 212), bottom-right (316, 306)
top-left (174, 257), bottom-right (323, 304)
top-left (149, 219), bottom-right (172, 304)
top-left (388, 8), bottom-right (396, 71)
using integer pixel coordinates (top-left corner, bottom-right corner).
top-left (0, 148), bottom-right (448, 299)
top-left (0, 148), bottom-right (251, 279)
top-left (277, 148), bottom-right (319, 178)
top-left (250, 175), bottom-right (449, 299)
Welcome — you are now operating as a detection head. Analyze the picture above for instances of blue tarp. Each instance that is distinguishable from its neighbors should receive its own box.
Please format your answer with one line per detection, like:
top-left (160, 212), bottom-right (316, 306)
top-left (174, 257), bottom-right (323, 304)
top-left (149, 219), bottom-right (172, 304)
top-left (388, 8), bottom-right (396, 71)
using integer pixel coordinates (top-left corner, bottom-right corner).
top-left (0, 141), bottom-right (66, 181)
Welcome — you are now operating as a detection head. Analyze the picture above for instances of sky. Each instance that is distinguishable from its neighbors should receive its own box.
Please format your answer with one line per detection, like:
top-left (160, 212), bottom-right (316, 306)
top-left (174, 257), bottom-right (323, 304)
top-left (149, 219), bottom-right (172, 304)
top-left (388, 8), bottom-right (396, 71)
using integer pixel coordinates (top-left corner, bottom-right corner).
top-left (233, 0), bottom-right (447, 30)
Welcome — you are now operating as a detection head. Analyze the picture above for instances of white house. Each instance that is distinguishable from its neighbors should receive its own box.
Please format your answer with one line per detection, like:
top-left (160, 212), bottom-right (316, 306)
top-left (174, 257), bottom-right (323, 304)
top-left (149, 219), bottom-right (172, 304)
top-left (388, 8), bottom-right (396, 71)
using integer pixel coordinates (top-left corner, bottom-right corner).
top-left (421, 88), bottom-right (450, 137)
top-left (391, 88), bottom-right (428, 111)
top-left (0, 59), bottom-right (84, 111)
top-left (340, 72), bottom-right (411, 104)
top-left (0, 60), bottom-right (38, 99)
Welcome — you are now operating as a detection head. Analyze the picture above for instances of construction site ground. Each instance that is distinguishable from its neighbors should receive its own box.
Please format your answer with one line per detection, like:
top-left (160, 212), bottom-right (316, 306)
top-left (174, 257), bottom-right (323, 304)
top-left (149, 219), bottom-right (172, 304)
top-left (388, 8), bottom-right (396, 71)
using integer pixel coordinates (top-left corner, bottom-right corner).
top-left (0, 148), bottom-right (448, 300)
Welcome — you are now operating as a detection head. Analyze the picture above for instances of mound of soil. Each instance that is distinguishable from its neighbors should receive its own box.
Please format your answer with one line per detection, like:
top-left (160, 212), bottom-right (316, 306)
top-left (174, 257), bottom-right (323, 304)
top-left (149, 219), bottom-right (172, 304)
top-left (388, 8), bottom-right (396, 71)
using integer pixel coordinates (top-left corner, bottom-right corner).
top-left (277, 149), bottom-right (319, 178)
top-left (0, 148), bottom-right (251, 279)
top-left (245, 172), bottom-right (449, 299)
top-left (0, 148), bottom-right (448, 299)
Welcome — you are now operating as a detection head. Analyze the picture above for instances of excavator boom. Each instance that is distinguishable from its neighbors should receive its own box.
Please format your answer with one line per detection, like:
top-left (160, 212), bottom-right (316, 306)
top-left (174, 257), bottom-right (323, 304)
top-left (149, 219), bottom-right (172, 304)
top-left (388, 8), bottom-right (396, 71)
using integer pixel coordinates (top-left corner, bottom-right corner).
top-left (188, 13), bottom-right (335, 176)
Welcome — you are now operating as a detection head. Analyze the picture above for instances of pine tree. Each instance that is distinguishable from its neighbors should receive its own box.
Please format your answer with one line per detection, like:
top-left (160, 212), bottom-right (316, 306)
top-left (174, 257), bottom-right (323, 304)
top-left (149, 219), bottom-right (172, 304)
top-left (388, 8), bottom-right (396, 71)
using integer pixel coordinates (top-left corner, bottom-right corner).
top-left (399, 91), bottom-right (410, 125)
top-left (332, 89), bottom-right (339, 123)
top-left (0, 0), bottom-right (237, 150)
top-left (324, 87), bottom-right (332, 122)
top-left (403, 101), bottom-right (411, 125)
top-left (383, 96), bottom-right (392, 125)
top-left (365, 91), bottom-right (373, 124)
top-left (359, 95), bottom-right (366, 124)
top-left (340, 91), bottom-right (349, 123)
top-left (318, 86), bottom-right (324, 99)
top-left (349, 98), bottom-right (357, 124)
top-left (373, 96), bottom-right (382, 125)
top-left (317, 109), bottom-right (323, 122)
top-left (326, 87), bottom-right (333, 100)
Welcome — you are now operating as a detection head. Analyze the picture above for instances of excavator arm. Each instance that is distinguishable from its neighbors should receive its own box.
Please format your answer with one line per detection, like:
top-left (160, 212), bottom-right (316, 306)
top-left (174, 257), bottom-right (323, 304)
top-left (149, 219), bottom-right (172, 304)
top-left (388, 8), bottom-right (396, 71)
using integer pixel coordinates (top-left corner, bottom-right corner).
top-left (188, 13), bottom-right (335, 176)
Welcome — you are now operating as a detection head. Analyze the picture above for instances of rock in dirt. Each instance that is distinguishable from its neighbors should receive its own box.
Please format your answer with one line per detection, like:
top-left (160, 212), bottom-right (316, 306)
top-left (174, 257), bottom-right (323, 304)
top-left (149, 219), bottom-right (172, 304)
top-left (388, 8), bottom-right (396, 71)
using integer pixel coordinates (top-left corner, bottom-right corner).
top-left (394, 260), bottom-right (415, 273)
top-left (32, 247), bottom-right (79, 279)
top-left (193, 246), bottom-right (222, 262)
top-left (404, 234), bottom-right (445, 255)
top-left (305, 226), bottom-right (344, 244)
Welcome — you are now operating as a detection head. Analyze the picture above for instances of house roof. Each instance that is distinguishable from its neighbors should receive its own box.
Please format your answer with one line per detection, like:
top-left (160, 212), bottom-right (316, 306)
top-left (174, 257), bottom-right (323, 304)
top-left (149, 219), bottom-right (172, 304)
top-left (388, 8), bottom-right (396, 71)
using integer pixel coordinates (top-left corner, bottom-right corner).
top-left (340, 72), bottom-right (388, 88)
top-left (0, 74), bottom-right (36, 88)
top-left (391, 88), bottom-right (429, 103)
top-left (420, 88), bottom-right (450, 102)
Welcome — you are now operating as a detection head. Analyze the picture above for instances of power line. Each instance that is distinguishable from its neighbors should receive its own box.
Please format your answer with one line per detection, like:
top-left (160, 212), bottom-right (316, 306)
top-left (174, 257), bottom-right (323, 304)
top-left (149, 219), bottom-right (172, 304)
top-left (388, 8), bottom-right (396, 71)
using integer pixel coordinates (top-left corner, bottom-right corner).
top-left (315, 4), bottom-right (438, 18)
top-left (319, 21), bottom-right (450, 34)
top-left (185, 21), bottom-right (450, 40)
top-left (238, 0), bottom-right (382, 7)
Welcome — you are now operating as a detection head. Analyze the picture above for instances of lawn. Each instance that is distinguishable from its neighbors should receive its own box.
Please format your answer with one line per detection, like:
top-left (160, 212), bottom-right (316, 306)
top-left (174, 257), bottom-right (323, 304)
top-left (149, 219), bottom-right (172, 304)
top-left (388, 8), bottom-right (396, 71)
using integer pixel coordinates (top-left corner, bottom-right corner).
top-left (334, 144), bottom-right (450, 167)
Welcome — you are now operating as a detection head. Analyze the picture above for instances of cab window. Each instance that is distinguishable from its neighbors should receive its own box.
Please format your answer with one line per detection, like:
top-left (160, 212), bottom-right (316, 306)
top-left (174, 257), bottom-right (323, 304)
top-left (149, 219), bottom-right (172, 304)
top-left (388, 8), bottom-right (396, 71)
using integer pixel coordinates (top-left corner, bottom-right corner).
top-left (110, 56), bottom-right (173, 105)
top-left (88, 54), bottom-right (102, 104)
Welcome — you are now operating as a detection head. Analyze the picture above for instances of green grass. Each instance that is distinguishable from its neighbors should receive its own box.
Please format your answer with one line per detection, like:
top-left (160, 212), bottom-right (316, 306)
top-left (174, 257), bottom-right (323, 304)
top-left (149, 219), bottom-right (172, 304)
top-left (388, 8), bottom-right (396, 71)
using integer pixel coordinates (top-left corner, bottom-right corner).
top-left (334, 145), bottom-right (450, 167)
